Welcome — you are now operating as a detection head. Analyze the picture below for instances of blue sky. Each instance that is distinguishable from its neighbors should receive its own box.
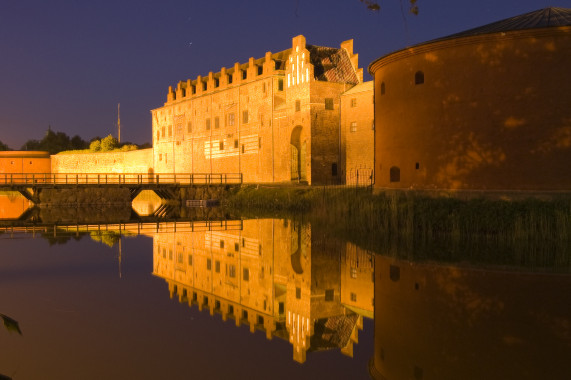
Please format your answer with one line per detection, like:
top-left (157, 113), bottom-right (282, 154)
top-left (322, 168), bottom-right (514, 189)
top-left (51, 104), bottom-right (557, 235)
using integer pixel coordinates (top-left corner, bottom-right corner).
top-left (1, 0), bottom-right (568, 148)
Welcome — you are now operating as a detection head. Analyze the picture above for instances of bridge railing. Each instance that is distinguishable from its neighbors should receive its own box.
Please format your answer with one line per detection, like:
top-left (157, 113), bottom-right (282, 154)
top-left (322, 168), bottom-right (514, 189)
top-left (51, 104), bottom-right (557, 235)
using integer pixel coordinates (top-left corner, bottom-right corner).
top-left (0, 173), bottom-right (243, 186)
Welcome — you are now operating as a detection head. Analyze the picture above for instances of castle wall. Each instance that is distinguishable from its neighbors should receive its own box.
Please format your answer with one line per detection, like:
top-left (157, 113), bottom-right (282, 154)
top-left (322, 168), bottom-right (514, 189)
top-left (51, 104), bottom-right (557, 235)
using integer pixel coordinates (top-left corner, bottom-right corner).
top-left (152, 35), bottom-right (363, 185)
top-left (370, 26), bottom-right (571, 190)
top-left (340, 82), bottom-right (374, 185)
top-left (51, 148), bottom-right (153, 174)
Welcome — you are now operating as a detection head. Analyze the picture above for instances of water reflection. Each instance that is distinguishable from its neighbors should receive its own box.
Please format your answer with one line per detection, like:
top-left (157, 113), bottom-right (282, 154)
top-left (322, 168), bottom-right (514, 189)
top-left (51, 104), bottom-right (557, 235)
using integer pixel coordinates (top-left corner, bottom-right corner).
top-left (152, 219), bottom-right (374, 363)
top-left (370, 256), bottom-right (571, 380)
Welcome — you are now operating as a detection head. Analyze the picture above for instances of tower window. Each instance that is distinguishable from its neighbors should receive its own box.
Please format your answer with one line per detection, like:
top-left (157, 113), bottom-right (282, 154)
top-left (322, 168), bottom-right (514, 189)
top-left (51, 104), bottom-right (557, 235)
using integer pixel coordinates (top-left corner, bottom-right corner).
top-left (295, 100), bottom-right (300, 112)
top-left (415, 71), bottom-right (424, 85)
top-left (381, 82), bottom-right (385, 95)
top-left (350, 122), bottom-right (357, 132)
top-left (350, 98), bottom-right (357, 107)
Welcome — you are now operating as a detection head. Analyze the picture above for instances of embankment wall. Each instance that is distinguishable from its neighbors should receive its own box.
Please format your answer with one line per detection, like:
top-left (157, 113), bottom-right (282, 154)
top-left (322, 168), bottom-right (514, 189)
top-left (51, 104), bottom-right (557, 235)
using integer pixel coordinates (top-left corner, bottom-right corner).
top-left (51, 149), bottom-right (154, 174)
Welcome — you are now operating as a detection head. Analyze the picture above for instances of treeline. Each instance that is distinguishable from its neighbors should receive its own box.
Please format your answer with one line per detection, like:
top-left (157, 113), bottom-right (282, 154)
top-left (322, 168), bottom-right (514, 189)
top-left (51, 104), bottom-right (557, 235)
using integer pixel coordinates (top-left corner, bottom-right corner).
top-left (0, 127), bottom-right (150, 154)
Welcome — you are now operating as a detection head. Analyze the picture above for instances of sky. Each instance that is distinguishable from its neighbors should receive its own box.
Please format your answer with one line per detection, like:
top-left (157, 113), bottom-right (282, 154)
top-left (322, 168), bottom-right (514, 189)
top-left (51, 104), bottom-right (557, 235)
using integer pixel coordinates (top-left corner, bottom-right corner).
top-left (1, 0), bottom-right (569, 149)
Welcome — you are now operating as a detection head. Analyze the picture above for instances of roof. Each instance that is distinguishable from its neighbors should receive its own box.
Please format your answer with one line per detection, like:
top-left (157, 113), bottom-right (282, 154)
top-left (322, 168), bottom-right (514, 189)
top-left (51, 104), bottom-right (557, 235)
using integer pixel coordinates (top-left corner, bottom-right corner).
top-left (309, 314), bottom-right (359, 351)
top-left (369, 7), bottom-right (571, 74)
top-left (0, 151), bottom-right (50, 158)
top-left (441, 7), bottom-right (571, 40)
top-left (307, 45), bottom-right (360, 84)
top-left (342, 80), bottom-right (373, 96)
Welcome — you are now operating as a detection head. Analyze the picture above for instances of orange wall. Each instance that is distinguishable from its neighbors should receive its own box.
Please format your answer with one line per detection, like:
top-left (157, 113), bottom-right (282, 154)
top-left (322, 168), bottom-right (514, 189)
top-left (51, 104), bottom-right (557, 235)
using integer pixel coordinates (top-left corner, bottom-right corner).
top-left (51, 149), bottom-right (153, 174)
top-left (371, 27), bottom-right (571, 190)
top-left (0, 151), bottom-right (51, 175)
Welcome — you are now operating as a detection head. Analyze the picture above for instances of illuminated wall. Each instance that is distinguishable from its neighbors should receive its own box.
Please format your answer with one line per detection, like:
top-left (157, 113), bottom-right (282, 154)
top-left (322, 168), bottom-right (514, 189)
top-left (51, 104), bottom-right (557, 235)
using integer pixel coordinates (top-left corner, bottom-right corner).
top-left (0, 151), bottom-right (51, 175)
top-left (151, 35), bottom-right (365, 185)
top-left (370, 15), bottom-right (571, 190)
top-left (152, 219), bottom-right (374, 363)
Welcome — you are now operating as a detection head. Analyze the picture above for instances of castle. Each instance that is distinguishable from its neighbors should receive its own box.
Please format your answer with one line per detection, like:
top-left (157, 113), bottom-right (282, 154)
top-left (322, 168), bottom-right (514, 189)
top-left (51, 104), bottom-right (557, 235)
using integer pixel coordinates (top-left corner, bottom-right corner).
top-left (151, 35), bottom-right (373, 185)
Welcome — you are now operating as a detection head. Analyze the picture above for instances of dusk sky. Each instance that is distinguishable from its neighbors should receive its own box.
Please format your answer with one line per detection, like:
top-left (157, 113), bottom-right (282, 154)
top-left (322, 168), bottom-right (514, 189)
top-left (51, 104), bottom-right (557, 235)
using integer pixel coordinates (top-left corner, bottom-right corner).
top-left (1, 0), bottom-right (569, 149)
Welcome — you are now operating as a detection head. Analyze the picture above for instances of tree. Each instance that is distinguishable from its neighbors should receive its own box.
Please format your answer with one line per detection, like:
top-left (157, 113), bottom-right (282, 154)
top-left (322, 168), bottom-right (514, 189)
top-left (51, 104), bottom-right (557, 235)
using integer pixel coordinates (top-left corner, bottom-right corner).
top-left (0, 140), bottom-right (11, 151)
top-left (89, 139), bottom-right (101, 152)
top-left (360, 0), bottom-right (419, 15)
top-left (100, 134), bottom-right (119, 152)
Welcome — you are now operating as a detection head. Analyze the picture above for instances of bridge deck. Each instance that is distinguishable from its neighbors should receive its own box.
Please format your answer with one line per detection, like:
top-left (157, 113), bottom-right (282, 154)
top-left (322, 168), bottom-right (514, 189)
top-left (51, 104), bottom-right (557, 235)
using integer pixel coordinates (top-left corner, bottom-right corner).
top-left (0, 172), bottom-right (242, 187)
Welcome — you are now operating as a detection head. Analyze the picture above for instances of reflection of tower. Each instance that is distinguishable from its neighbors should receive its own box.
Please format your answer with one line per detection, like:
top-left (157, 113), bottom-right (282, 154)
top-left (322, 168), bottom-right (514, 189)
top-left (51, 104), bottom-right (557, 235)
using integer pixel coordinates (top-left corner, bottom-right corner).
top-left (370, 256), bottom-right (571, 380)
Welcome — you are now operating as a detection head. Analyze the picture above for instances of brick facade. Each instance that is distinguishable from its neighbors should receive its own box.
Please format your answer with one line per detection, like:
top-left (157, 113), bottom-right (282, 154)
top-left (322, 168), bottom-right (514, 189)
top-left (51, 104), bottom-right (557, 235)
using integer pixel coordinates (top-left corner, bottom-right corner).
top-left (151, 35), bottom-right (364, 185)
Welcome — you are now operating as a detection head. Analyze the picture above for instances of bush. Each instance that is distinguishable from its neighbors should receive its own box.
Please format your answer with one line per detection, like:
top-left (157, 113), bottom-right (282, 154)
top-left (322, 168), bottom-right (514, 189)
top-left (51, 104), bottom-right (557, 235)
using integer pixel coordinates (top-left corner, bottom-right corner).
top-left (100, 135), bottom-right (119, 152)
top-left (89, 140), bottom-right (101, 152)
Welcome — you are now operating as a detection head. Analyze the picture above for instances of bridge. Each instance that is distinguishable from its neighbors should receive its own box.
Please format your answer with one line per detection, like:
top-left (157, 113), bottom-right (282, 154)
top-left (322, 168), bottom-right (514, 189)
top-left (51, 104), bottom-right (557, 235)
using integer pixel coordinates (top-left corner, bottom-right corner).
top-left (0, 172), bottom-right (242, 203)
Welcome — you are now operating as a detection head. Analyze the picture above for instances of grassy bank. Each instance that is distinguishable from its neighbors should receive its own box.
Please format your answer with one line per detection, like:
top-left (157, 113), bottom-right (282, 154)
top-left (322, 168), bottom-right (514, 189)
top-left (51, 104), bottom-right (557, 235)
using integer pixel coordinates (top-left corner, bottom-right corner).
top-left (224, 185), bottom-right (571, 269)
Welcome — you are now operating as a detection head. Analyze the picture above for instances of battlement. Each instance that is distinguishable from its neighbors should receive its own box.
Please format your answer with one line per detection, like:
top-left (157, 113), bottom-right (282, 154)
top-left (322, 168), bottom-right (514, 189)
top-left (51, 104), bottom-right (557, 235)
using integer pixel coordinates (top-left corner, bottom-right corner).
top-left (165, 35), bottom-right (361, 104)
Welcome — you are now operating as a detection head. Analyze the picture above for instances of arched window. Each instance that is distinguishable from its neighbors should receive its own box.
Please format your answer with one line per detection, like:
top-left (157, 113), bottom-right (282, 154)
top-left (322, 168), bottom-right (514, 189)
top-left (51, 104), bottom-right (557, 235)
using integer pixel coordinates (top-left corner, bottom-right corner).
top-left (390, 166), bottom-right (400, 182)
top-left (415, 71), bottom-right (424, 85)
top-left (380, 81), bottom-right (385, 95)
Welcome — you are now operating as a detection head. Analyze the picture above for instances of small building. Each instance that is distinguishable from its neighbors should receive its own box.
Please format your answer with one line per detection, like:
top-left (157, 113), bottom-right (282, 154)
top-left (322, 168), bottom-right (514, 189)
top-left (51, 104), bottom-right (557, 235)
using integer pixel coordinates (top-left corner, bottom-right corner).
top-left (151, 35), bottom-right (366, 185)
top-left (0, 151), bottom-right (51, 176)
top-left (369, 7), bottom-right (571, 191)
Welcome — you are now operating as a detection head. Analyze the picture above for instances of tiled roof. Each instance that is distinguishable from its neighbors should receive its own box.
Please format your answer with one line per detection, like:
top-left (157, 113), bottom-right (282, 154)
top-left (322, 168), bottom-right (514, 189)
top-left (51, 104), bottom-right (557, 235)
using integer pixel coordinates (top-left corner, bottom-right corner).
top-left (342, 80), bottom-right (373, 95)
top-left (442, 7), bottom-right (571, 40)
top-left (309, 314), bottom-right (359, 351)
top-left (307, 45), bottom-right (360, 85)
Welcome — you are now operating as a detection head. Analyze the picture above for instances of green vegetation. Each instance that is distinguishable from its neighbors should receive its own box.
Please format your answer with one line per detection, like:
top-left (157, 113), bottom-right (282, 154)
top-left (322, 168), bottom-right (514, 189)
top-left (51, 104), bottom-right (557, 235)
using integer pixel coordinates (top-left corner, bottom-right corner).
top-left (21, 127), bottom-right (89, 154)
top-left (0, 140), bottom-right (11, 151)
top-left (224, 186), bottom-right (571, 270)
top-left (59, 134), bottom-right (139, 155)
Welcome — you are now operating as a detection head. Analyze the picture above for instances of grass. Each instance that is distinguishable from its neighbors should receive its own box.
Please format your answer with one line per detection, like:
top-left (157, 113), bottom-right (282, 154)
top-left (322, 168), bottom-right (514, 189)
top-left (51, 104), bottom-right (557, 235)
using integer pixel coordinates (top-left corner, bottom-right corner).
top-left (223, 185), bottom-right (571, 270)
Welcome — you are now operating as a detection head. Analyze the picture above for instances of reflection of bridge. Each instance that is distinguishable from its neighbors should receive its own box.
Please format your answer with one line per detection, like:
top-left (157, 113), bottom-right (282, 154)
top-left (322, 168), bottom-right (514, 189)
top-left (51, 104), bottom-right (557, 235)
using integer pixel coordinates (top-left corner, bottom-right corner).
top-left (0, 172), bottom-right (242, 203)
top-left (0, 219), bottom-right (244, 239)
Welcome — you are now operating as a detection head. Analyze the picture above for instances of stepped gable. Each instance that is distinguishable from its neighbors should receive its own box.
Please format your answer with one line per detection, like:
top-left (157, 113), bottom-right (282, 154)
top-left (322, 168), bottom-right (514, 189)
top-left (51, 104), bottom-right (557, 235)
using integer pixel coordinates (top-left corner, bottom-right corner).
top-left (307, 45), bottom-right (360, 84)
top-left (442, 7), bottom-right (571, 40)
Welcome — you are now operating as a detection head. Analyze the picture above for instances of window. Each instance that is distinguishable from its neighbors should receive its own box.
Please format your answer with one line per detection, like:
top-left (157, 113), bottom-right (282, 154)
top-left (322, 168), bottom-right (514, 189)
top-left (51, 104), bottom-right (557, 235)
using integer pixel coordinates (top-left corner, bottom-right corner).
top-left (279, 302), bottom-right (284, 314)
top-left (258, 137), bottom-right (262, 148)
top-left (229, 264), bottom-right (236, 278)
top-left (177, 253), bottom-right (183, 264)
top-left (351, 268), bottom-right (357, 278)
top-left (242, 70), bottom-right (247, 80)
top-left (234, 139), bottom-right (238, 148)
top-left (325, 98), bottom-right (334, 110)
top-left (220, 240), bottom-right (224, 248)
top-left (390, 265), bottom-right (400, 281)
top-left (278, 78), bottom-right (284, 91)
top-left (381, 82), bottom-right (386, 95)
top-left (296, 287), bottom-right (301, 299)
top-left (351, 98), bottom-right (357, 107)
top-left (227, 113), bottom-right (235, 126)
top-left (188, 255), bottom-right (193, 266)
top-left (191, 85), bottom-right (196, 94)
top-left (187, 121), bottom-right (192, 133)
top-left (169, 249), bottom-right (173, 260)
top-left (234, 242), bottom-right (239, 252)
top-left (350, 292), bottom-right (357, 302)
top-left (416, 162), bottom-right (420, 170)
top-left (168, 126), bottom-right (172, 137)
top-left (159, 154), bottom-right (162, 161)
top-left (202, 81), bottom-right (207, 91)
top-left (390, 166), bottom-right (400, 182)
top-left (215, 116), bottom-right (220, 129)
top-left (215, 260), bottom-right (220, 273)
top-left (207, 258), bottom-right (212, 270)
top-left (206, 118), bottom-right (211, 130)
top-left (415, 71), bottom-right (424, 85)
top-left (332, 163), bottom-right (338, 176)
top-left (219, 141), bottom-right (224, 150)
top-left (241, 145), bottom-right (245, 154)
top-left (242, 238), bottom-right (246, 247)
top-left (257, 65), bottom-right (263, 75)
top-left (350, 122), bottom-right (357, 132)
top-left (156, 131), bottom-right (160, 141)
top-left (243, 268), bottom-right (249, 281)
top-left (214, 78), bottom-right (219, 88)
top-left (242, 110), bottom-right (248, 124)
top-left (161, 126), bottom-right (165, 137)
top-left (325, 289), bottom-right (334, 301)
top-left (295, 100), bottom-right (300, 112)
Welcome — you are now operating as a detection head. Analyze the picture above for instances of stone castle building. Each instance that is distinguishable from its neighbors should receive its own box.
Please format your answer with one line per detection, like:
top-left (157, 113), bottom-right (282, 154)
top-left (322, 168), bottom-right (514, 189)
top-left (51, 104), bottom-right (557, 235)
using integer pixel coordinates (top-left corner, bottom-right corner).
top-left (151, 35), bottom-right (373, 185)
top-left (369, 7), bottom-right (571, 191)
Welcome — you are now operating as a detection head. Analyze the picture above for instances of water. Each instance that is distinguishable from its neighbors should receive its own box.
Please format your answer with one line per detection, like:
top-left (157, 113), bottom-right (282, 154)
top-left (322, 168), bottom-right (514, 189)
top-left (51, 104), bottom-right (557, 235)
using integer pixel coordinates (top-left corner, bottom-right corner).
top-left (1, 206), bottom-right (570, 379)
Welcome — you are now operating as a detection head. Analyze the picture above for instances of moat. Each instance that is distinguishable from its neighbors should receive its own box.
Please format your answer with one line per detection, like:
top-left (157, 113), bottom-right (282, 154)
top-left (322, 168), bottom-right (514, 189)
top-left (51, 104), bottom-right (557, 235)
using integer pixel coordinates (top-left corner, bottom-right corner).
top-left (1, 200), bottom-right (570, 379)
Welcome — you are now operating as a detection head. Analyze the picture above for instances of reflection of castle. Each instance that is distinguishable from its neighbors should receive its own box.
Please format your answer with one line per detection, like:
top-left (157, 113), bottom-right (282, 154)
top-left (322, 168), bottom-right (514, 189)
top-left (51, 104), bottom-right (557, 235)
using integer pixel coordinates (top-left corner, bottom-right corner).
top-left (152, 219), bottom-right (374, 363)
top-left (370, 255), bottom-right (571, 380)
